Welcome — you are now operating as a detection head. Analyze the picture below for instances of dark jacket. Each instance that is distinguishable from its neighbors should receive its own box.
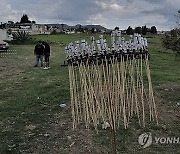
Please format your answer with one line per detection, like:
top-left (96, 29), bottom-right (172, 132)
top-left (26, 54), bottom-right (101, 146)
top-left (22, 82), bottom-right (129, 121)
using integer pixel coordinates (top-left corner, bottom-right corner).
top-left (34, 44), bottom-right (44, 55)
top-left (43, 42), bottom-right (50, 56)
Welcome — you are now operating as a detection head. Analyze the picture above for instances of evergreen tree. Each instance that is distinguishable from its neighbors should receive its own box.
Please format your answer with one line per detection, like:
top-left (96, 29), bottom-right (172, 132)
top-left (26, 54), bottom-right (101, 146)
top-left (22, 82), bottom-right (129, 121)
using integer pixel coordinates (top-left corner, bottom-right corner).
top-left (134, 26), bottom-right (142, 34)
top-left (150, 26), bottom-right (157, 34)
top-left (126, 26), bottom-right (134, 35)
top-left (114, 27), bottom-right (119, 31)
top-left (142, 25), bottom-right (147, 35)
top-left (20, 14), bottom-right (31, 23)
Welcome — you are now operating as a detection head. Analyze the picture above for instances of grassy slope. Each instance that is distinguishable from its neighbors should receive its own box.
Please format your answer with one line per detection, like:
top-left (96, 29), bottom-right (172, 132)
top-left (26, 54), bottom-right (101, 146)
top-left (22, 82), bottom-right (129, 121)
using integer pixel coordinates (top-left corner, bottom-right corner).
top-left (0, 34), bottom-right (179, 154)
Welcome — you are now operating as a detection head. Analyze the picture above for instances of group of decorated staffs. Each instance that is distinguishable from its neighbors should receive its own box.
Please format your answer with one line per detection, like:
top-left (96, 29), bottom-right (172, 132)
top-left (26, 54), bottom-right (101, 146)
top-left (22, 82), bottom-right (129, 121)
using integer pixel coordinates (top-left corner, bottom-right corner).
top-left (66, 32), bottom-right (158, 134)
top-left (65, 31), bottom-right (149, 66)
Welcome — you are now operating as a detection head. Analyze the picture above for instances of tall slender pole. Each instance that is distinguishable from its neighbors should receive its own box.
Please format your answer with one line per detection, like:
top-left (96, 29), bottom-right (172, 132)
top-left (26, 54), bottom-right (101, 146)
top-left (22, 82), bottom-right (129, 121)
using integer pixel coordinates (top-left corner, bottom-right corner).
top-left (104, 56), bottom-right (117, 154)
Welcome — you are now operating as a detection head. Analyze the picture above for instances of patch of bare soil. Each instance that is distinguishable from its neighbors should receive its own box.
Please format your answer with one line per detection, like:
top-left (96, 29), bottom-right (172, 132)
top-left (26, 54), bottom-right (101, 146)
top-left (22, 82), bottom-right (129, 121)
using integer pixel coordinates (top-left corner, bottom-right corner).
top-left (24, 85), bottom-right (180, 154)
top-left (155, 84), bottom-right (180, 121)
top-left (21, 107), bottom-right (110, 154)
top-left (152, 84), bottom-right (180, 136)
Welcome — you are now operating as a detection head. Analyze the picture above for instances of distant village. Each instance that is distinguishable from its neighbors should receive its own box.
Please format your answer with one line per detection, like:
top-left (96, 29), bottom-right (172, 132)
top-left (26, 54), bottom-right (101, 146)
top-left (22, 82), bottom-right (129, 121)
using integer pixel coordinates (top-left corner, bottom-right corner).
top-left (0, 14), bottom-right (110, 41)
top-left (0, 21), bottom-right (111, 41)
top-left (0, 14), bottom-right (166, 41)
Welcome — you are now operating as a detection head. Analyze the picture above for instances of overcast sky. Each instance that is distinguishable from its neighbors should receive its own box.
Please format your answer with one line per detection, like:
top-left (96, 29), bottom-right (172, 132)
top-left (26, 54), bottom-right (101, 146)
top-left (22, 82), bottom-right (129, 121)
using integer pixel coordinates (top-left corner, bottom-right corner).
top-left (0, 0), bottom-right (179, 30)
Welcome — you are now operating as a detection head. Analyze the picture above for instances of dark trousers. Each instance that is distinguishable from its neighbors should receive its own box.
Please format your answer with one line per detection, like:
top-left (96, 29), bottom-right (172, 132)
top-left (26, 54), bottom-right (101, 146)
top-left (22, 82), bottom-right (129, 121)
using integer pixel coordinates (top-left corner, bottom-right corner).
top-left (44, 55), bottom-right (50, 67)
top-left (35, 54), bottom-right (43, 66)
top-left (44, 55), bottom-right (50, 62)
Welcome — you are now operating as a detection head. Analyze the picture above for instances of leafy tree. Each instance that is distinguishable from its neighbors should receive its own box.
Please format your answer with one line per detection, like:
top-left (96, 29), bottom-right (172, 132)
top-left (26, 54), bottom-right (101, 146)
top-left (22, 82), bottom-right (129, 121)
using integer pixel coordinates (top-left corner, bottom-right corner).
top-left (170, 29), bottom-right (178, 37)
top-left (161, 11), bottom-right (180, 54)
top-left (20, 14), bottom-right (31, 23)
top-left (150, 26), bottom-right (157, 34)
top-left (161, 34), bottom-right (172, 49)
top-left (126, 26), bottom-right (134, 35)
top-left (134, 26), bottom-right (142, 34)
top-left (161, 28), bottom-right (180, 54)
top-left (114, 27), bottom-right (119, 31)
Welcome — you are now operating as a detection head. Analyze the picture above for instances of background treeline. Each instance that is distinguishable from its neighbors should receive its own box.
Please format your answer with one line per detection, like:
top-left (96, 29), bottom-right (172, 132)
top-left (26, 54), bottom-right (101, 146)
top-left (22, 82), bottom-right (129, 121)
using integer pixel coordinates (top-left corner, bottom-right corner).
top-left (126, 25), bottom-right (157, 35)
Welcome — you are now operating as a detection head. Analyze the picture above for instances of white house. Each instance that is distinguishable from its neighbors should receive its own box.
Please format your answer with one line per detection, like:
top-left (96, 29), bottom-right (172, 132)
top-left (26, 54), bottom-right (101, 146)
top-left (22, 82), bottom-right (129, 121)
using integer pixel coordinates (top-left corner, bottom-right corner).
top-left (9, 24), bottom-right (51, 35)
top-left (0, 29), bottom-right (13, 40)
top-left (31, 24), bottom-right (51, 35)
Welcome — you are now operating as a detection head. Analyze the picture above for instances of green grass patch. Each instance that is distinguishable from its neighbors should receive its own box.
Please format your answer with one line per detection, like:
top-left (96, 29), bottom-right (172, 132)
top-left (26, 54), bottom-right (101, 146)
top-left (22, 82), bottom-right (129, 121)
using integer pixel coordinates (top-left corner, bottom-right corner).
top-left (0, 34), bottom-right (180, 153)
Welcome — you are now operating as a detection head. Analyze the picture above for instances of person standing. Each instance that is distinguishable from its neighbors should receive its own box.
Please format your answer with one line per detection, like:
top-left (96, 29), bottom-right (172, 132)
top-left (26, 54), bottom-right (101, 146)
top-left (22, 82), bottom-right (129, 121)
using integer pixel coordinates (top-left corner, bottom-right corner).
top-left (34, 41), bottom-right (44, 67)
top-left (42, 41), bottom-right (50, 69)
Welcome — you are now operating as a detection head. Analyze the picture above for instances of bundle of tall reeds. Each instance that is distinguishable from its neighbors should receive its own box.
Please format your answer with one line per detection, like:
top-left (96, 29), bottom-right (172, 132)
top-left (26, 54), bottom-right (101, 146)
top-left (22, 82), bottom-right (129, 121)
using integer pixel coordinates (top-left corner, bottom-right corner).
top-left (65, 31), bottom-right (158, 154)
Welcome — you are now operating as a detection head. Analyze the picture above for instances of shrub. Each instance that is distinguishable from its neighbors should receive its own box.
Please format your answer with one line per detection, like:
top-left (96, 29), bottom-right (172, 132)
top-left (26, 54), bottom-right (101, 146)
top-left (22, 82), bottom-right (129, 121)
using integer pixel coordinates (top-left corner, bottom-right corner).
top-left (161, 28), bottom-right (180, 54)
top-left (12, 31), bottom-right (30, 43)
